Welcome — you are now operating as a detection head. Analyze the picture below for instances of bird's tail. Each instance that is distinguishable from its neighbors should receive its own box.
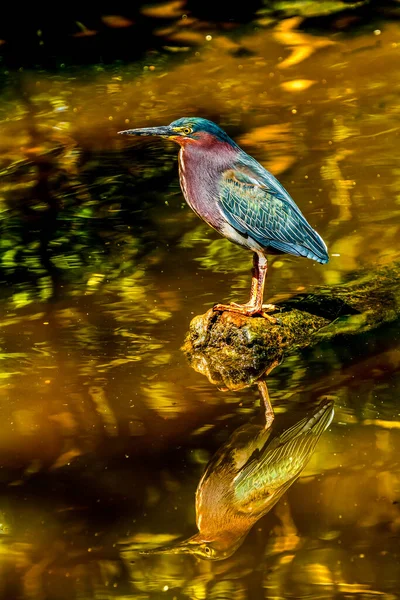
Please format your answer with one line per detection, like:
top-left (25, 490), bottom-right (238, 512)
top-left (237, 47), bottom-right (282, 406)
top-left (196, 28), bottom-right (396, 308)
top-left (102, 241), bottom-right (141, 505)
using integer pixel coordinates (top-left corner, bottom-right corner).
top-left (269, 227), bottom-right (329, 264)
top-left (274, 399), bottom-right (334, 446)
top-left (307, 228), bottom-right (329, 264)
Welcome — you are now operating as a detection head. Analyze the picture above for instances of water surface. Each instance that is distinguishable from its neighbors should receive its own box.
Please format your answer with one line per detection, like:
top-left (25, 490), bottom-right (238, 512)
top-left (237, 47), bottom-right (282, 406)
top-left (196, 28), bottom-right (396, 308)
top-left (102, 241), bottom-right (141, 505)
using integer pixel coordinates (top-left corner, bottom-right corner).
top-left (0, 5), bottom-right (400, 599)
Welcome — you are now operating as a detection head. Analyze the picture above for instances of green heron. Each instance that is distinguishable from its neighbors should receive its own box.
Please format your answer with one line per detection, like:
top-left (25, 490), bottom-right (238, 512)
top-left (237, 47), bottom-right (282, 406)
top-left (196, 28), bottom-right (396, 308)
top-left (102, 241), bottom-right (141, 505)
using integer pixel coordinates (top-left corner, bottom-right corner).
top-left (141, 390), bottom-right (334, 561)
top-left (119, 118), bottom-right (328, 322)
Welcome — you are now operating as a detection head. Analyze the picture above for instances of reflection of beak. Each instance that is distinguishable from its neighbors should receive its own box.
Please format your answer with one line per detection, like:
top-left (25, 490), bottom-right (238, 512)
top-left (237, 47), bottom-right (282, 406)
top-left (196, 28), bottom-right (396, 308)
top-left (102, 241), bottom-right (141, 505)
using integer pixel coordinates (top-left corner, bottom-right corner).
top-left (118, 125), bottom-right (174, 138)
top-left (140, 535), bottom-right (201, 556)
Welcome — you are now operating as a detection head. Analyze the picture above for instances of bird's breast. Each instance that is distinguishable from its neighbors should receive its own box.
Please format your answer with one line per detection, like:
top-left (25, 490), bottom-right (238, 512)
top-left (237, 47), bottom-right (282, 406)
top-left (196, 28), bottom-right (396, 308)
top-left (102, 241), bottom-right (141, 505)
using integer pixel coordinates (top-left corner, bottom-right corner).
top-left (178, 147), bottom-right (260, 251)
top-left (178, 147), bottom-right (225, 230)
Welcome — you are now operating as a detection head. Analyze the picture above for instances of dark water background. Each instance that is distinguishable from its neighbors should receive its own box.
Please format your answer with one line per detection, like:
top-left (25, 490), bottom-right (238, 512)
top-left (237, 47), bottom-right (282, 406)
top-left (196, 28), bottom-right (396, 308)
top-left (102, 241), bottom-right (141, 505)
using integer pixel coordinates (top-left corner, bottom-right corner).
top-left (0, 1), bottom-right (400, 598)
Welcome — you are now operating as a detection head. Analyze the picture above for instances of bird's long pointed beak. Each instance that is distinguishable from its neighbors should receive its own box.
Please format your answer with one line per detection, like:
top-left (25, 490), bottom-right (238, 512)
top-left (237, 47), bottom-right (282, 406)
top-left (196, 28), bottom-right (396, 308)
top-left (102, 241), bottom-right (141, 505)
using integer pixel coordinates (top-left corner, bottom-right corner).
top-left (118, 125), bottom-right (173, 137)
top-left (140, 535), bottom-right (200, 556)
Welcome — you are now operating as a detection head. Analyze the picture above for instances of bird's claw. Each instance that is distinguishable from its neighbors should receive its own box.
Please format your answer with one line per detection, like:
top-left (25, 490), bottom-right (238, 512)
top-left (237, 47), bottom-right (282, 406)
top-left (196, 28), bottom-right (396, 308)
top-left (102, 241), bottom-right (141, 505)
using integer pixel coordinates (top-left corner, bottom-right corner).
top-left (261, 304), bottom-right (282, 324)
top-left (261, 304), bottom-right (279, 313)
top-left (213, 303), bottom-right (234, 313)
top-left (260, 311), bottom-right (281, 324)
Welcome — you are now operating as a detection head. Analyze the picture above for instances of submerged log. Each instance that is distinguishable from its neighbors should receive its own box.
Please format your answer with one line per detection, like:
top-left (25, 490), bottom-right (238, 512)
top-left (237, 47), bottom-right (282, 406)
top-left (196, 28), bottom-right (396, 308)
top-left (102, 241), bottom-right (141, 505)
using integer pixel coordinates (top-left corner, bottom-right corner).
top-left (182, 262), bottom-right (400, 390)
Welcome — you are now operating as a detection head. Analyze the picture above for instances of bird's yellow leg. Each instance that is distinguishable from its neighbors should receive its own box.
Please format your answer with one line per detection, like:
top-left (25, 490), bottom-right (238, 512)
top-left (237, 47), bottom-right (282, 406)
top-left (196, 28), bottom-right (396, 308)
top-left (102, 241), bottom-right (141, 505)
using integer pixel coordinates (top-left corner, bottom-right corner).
top-left (213, 253), bottom-right (279, 323)
top-left (244, 252), bottom-right (261, 307)
top-left (257, 379), bottom-right (274, 429)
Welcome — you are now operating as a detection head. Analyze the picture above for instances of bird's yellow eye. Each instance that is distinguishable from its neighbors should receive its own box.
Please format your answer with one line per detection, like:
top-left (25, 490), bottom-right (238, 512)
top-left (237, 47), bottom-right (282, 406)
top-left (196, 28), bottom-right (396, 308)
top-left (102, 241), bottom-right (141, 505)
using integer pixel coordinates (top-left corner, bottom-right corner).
top-left (182, 127), bottom-right (192, 135)
top-left (204, 546), bottom-right (211, 555)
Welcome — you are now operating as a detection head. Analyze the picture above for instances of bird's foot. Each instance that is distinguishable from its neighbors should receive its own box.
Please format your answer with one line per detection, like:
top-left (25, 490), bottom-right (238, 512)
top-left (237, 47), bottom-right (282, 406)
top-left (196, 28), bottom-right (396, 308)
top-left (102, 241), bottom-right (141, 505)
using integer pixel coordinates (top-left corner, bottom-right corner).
top-left (213, 302), bottom-right (280, 324)
top-left (261, 303), bottom-right (279, 313)
top-left (231, 302), bottom-right (280, 323)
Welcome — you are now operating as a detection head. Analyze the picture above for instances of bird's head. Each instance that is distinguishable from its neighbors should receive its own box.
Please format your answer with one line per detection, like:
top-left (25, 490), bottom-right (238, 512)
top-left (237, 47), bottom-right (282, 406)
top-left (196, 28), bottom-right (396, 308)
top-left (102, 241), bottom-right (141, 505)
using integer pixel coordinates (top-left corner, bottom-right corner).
top-left (118, 117), bottom-right (236, 148)
top-left (140, 531), bottom-right (243, 561)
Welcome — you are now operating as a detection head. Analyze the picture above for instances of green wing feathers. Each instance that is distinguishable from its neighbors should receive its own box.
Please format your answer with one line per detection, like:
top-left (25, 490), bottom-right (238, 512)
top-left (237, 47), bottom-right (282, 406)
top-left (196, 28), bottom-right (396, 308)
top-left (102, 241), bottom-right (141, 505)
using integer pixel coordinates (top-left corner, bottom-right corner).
top-left (218, 168), bottom-right (329, 263)
top-left (234, 402), bottom-right (334, 510)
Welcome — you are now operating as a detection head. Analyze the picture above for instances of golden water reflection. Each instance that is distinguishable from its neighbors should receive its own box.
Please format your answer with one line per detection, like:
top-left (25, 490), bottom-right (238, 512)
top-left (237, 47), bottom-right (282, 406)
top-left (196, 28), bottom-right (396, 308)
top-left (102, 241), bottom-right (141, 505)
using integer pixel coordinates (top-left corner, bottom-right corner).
top-left (134, 397), bottom-right (334, 561)
top-left (0, 5), bottom-right (400, 599)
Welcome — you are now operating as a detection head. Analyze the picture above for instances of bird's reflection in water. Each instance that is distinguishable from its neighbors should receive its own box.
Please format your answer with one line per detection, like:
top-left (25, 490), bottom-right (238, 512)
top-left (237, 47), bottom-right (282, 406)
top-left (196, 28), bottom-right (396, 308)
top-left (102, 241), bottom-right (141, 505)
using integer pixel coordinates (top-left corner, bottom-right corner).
top-left (142, 388), bottom-right (334, 561)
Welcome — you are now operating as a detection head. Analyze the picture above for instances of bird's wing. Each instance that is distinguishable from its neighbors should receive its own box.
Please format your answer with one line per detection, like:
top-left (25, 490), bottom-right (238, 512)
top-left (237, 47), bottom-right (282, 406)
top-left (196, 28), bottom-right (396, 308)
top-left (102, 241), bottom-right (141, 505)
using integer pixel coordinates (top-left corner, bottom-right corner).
top-left (194, 423), bottom-right (272, 524)
top-left (234, 402), bottom-right (334, 512)
top-left (217, 165), bottom-right (328, 263)
top-left (196, 423), bottom-right (271, 493)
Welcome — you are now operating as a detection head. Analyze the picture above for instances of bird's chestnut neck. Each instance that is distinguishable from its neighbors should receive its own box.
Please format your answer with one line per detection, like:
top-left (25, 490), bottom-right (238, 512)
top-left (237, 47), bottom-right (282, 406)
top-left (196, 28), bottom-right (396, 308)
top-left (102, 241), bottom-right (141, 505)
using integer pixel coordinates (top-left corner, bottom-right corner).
top-left (177, 133), bottom-right (238, 173)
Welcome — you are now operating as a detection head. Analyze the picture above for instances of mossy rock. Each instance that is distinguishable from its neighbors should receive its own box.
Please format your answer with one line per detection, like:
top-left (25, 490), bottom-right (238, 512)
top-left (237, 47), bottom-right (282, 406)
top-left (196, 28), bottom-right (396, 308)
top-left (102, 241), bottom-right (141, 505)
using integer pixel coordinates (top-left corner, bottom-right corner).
top-left (182, 263), bottom-right (400, 389)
